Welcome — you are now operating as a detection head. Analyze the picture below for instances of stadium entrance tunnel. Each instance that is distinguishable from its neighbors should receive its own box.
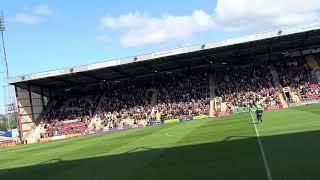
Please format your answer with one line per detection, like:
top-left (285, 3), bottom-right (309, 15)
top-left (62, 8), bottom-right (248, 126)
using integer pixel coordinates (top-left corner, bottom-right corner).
top-left (1, 130), bottom-right (320, 180)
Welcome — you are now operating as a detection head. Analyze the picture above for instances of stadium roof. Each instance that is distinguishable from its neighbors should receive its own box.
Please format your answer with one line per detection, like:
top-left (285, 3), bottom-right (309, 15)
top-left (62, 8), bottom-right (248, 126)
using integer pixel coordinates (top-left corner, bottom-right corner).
top-left (8, 22), bottom-right (320, 94)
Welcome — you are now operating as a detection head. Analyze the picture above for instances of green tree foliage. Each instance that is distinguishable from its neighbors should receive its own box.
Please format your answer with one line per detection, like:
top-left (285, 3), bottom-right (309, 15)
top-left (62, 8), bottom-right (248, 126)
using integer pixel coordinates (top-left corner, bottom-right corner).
top-left (0, 113), bottom-right (18, 131)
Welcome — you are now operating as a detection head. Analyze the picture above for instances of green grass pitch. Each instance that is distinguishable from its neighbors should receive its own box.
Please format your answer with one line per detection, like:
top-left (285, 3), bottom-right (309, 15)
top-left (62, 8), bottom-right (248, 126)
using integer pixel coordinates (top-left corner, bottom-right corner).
top-left (1, 104), bottom-right (320, 180)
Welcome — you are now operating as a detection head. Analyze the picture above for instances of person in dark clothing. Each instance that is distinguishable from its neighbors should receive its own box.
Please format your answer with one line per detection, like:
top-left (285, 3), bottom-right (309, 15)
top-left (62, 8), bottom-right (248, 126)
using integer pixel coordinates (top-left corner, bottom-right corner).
top-left (256, 108), bottom-right (263, 123)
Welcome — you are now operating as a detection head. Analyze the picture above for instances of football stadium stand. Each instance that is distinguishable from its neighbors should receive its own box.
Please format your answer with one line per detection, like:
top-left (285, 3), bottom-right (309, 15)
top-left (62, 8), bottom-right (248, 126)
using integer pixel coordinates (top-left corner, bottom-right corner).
top-left (275, 56), bottom-right (320, 102)
top-left (215, 65), bottom-right (281, 111)
top-left (8, 23), bottom-right (320, 144)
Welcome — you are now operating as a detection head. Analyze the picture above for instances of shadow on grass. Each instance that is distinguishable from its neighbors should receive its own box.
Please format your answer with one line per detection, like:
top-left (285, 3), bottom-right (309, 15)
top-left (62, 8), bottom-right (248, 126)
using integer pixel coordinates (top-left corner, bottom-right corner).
top-left (1, 130), bottom-right (320, 180)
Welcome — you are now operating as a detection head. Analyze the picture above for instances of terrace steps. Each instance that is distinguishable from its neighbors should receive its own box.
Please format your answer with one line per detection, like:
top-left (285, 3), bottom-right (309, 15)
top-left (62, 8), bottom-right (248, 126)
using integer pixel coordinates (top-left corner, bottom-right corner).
top-left (150, 88), bottom-right (159, 106)
top-left (209, 72), bottom-right (216, 117)
top-left (306, 55), bottom-right (319, 70)
top-left (269, 65), bottom-right (282, 88)
top-left (278, 94), bottom-right (289, 108)
top-left (269, 65), bottom-right (289, 108)
top-left (87, 93), bottom-right (106, 132)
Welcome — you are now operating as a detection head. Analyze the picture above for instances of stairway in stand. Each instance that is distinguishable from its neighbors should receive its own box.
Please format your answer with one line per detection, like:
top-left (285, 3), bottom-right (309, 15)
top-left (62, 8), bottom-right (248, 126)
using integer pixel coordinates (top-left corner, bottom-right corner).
top-left (269, 65), bottom-right (288, 108)
top-left (306, 55), bottom-right (319, 70)
top-left (86, 93), bottom-right (105, 133)
top-left (150, 88), bottom-right (159, 106)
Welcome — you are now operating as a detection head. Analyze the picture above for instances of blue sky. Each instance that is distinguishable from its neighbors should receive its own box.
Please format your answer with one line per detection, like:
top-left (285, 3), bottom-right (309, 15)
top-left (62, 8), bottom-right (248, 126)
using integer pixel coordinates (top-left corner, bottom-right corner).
top-left (1, 0), bottom-right (320, 113)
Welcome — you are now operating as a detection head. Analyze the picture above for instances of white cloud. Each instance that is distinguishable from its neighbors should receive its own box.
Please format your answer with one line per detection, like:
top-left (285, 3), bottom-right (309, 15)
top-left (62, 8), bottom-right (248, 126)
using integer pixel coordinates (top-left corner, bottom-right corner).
top-left (101, 12), bottom-right (150, 29)
top-left (15, 13), bottom-right (41, 25)
top-left (101, 11), bottom-right (216, 47)
top-left (96, 34), bottom-right (111, 42)
top-left (15, 5), bottom-right (52, 24)
top-left (100, 0), bottom-right (320, 47)
top-left (34, 5), bottom-right (53, 16)
top-left (214, 0), bottom-right (320, 30)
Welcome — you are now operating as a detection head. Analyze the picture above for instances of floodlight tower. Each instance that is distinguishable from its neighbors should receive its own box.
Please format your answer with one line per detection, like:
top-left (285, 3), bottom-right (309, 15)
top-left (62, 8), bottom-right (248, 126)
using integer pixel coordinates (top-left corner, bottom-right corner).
top-left (0, 12), bottom-right (8, 78)
top-left (0, 11), bottom-right (15, 130)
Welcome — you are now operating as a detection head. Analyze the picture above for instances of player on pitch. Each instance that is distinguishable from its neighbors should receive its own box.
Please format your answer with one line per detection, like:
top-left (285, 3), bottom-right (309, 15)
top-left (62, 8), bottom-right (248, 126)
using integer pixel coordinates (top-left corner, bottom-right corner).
top-left (256, 105), bottom-right (263, 123)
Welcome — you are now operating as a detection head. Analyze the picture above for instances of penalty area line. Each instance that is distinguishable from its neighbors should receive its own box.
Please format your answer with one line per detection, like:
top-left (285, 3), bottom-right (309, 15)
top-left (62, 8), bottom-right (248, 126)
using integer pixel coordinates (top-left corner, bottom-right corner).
top-left (250, 112), bottom-right (273, 180)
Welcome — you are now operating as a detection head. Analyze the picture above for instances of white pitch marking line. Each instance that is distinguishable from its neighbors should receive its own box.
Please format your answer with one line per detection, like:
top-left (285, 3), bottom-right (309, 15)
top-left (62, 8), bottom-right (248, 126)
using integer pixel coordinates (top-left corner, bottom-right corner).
top-left (250, 112), bottom-right (273, 180)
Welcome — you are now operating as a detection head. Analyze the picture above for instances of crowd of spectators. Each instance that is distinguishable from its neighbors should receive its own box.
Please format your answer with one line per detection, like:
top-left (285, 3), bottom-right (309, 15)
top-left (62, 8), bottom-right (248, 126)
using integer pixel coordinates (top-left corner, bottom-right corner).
top-left (41, 120), bottom-right (88, 138)
top-left (41, 56), bottom-right (320, 137)
top-left (275, 57), bottom-right (320, 101)
top-left (215, 65), bottom-right (281, 111)
top-left (46, 95), bottom-right (99, 121)
top-left (152, 101), bottom-right (208, 120)
top-left (96, 72), bottom-right (209, 130)
top-left (156, 72), bottom-right (209, 104)
top-left (96, 80), bottom-right (153, 129)
top-left (42, 95), bottom-right (99, 137)
top-left (299, 83), bottom-right (320, 101)
top-left (154, 72), bottom-right (209, 118)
